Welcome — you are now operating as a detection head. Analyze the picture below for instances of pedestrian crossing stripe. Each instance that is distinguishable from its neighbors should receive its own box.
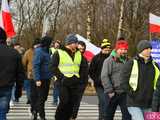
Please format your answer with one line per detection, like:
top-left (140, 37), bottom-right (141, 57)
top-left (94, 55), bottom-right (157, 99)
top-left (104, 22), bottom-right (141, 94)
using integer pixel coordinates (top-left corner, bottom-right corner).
top-left (7, 95), bottom-right (122, 120)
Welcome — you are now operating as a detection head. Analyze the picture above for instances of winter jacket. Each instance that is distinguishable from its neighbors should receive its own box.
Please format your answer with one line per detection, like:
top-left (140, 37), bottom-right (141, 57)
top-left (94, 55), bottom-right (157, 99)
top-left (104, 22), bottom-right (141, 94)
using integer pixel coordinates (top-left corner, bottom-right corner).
top-left (0, 44), bottom-right (25, 87)
top-left (22, 48), bottom-right (34, 79)
top-left (89, 52), bottom-right (110, 87)
top-left (33, 47), bottom-right (53, 81)
top-left (120, 55), bottom-right (158, 108)
top-left (101, 50), bottom-right (128, 94)
top-left (49, 47), bottom-right (88, 87)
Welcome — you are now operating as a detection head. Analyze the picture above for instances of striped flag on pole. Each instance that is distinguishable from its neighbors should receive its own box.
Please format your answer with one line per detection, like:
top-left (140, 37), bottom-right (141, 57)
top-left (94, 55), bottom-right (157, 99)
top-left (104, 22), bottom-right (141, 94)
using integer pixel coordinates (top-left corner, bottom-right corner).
top-left (0, 0), bottom-right (15, 38)
top-left (149, 13), bottom-right (160, 33)
top-left (76, 34), bottom-right (101, 62)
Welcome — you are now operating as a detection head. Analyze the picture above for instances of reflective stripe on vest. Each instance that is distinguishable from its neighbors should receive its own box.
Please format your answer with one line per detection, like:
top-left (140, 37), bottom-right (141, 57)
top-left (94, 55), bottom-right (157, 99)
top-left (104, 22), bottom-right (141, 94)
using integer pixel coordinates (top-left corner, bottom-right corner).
top-left (129, 59), bottom-right (160, 91)
top-left (58, 49), bottom-right (81, 78)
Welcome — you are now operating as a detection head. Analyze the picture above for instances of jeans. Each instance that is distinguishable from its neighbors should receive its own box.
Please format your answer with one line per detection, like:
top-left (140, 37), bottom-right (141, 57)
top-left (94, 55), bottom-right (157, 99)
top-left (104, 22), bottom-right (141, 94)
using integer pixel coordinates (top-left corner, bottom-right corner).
top-left (128, 107), bottom-right (151, 120)
top-left (0, 86), bottom-right (12, 120)
top-left (53, 81), bottom-right (60, 104)
top-left (95, 86), bottom-right (108, 120)
top-left (11, 83), bottom-right (16, 101)
top-left (23, 79), bottom-right (31, 102)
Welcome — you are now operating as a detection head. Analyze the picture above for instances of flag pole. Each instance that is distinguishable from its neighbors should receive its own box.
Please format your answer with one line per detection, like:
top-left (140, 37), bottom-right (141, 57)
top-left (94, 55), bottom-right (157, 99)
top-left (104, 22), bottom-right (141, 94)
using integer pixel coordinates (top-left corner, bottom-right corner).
top-left (149, 13), bottom-right (152, 41)
top-left (149, 32), bottom-right (152, 41)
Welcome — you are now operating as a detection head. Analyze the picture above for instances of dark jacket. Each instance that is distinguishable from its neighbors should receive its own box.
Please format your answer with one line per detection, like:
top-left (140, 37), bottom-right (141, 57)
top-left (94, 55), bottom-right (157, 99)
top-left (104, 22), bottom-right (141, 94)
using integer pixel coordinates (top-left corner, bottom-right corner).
top-left (120, 55), bottom-right (157, 108)
top-left (89, 52), bottom-right (110, 87)
top-left (0, 44), bottom-right (25, 87)
top-left (33, 47), bottom-right (53, 81)
top-left (49, 47), bottom-right (88, 87)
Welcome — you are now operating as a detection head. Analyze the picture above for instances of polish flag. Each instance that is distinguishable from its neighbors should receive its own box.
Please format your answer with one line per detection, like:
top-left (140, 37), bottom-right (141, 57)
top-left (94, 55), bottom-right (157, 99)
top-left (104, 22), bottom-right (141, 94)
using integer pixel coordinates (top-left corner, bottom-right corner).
top-left (0, 0), bottom-right (16, 38)
top-left (149, 13), bottom-right (160, 33)
top-left (76, 34), bottom-right (101, 62)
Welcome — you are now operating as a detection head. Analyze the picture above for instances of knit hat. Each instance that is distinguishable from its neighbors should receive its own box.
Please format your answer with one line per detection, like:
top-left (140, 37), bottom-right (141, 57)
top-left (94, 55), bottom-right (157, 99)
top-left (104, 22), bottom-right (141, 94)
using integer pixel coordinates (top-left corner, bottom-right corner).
top-left (115, 40), bottom-right (128, 50)
top-left (64, 34), bottom-right (78, 45)
top-left (32, 38), bottom-right (41, 46)
top-left (0, 27), bottom-right (7, 42)
top-left (101, 39), bottom-right (111, 49)
top-left (137, 40), bottom-right (152, 53)
top-left (41, 36), bottom-right (52, 47)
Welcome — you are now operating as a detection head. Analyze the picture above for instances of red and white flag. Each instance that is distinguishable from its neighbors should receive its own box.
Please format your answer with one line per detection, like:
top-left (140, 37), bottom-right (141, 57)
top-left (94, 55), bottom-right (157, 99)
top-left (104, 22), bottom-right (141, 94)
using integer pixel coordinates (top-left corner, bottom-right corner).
top-left (149, 13), bottom-right (160, 33)
top-left (0, 0), bottom-right (16, 38)
top-left (76, 34), bottom-right (101, 62)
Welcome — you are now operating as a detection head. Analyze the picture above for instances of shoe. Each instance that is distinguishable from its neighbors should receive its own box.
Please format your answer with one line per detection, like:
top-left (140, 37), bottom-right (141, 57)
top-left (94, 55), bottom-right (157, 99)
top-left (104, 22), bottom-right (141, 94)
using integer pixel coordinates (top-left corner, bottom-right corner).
top-left (39, 117), bottom-right (46, 120)
top-left (10, 101), bottom-right (14, 107)
top-left (26, 100), bottom-right (30, 104)
top-left (31, 111), bottom-right (37, 120)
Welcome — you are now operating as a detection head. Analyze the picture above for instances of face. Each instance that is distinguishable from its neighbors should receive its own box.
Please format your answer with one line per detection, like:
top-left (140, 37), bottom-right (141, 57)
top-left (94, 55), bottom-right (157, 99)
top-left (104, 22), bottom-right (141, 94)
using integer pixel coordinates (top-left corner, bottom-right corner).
top-left (116, 48), bottom-right (128, 57)
top-left (54, 42), bottom-right (60, 49)
top-left (140, 48), bottom-right (152, 58)
top-left (67, 42), bottom-right (78, 52)
top-left (102, 47), bottom-right (111, 54)
top-left (78, 44), bottom-right (85, 53)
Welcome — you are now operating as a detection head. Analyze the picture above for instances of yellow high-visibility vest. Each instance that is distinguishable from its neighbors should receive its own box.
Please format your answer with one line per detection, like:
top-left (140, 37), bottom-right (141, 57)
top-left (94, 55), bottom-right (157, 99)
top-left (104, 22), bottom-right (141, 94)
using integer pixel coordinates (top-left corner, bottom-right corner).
top-left (58, 49), bottom-right (82, 78)
top-left (129, 59), bottom-right (160, 91)
top-left (50, 48), bottom-right (56, 54)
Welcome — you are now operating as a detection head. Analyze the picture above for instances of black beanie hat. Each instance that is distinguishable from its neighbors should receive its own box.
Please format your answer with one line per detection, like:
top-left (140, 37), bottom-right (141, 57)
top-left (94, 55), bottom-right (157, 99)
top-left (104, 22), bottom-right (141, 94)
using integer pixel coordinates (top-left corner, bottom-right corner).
top-left (32, 38), bottom-right (41, 46)
top-left (137, 40), bottom-right (152, 53)
top-left (64, 34), bottom-right (78, 45)
top-left (0, 27), bottom-right (7, 42)
top-left (41, 36), bottom-right (52, 47)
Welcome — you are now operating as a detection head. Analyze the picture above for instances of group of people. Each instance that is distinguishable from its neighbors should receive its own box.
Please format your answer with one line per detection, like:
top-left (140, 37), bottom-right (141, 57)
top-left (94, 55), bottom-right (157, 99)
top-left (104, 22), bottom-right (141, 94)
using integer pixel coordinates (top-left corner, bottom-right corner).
top-left (90, 38), bottom-right (160, 120)
top-left (1, 25), bottom-right (160, 120)
top-left (0, 28), bottom-right (88, 120)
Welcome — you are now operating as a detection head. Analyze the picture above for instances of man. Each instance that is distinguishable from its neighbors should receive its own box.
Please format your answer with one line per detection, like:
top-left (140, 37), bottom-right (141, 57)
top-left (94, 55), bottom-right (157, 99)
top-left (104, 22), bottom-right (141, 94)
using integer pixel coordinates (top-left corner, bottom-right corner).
top-left (49, 34), bottom-right (88, 120)
top-left (10, 43), bottom-right (25, 106)
top-left (89, 39), bottom-right (111, 120)
top-left (77, 41), bottom-right (86, 54)
top-left (22, 38), bottom-right (40, 105)
top-left (50, 40), bottom-right (61, 106)
top-left (69, 41), bottom-right (89, 120)
top-left (101, 39), bottom-right (131, 120)
top-left (121, 40), bottom-right (159, 120)
top-left (0, 27), bottom-right (25, 120)
top-left (50, 40), bottom-right (61, 54)
top-left (22, 38), bottom-right (41, 106)
top-left (32, 36), bottom-right (52, 120)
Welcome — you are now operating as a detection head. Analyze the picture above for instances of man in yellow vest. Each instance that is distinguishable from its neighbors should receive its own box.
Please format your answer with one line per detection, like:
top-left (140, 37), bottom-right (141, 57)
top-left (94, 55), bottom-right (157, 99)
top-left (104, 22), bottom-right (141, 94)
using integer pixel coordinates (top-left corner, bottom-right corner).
top-left (50, 40), bottom-right (61, 54)
top-left (50, 40), bottom-right (61, 106)
top-left (49, 34), bottom-right (88, 120)
top-left (120, 40), bottom-right (160, 120)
